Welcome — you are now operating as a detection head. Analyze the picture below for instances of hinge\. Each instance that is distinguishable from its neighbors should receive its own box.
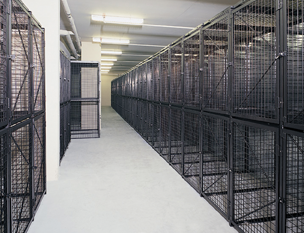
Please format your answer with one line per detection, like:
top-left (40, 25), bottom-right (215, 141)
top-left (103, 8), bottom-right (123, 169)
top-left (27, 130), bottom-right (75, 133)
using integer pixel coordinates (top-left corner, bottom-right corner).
top-left (279, 197), bottom-right (286, 204)
top-left (276, 51), bottom-right (287, 60)
top-left (277, 97), bottom-right (283, 109)
top-left (8, 55), bottom-right (15, 62)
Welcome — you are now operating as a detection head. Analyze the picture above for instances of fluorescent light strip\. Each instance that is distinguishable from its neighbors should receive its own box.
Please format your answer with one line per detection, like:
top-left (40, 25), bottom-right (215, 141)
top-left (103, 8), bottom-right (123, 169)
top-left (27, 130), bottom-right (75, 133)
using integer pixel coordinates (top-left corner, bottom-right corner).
top-left (92, 37), bottom-right (101, 43)
top-left (100, 66), bottom-right (112, 69)
top-left (101, 58), bottom-right (117, 62)
top-left (101, 50), bottom-right (122, 55)
top-left (100, 62), bottom-right (114, 66)
top-left (129, 43), bottom-right (165, 48)
top-left (143, 24), bottom-right (194, 30)
top-left (92, 15), bottom-right (143, 25)
top-left (101, 38), bottom-right (129, 45)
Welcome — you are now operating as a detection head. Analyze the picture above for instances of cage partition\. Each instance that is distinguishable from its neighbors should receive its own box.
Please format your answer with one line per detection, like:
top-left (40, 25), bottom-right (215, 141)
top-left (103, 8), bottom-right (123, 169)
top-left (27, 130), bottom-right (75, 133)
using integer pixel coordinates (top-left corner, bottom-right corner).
top-left (0, 1), bottom-right (46, 233)
top-left (111, 0), bottom-right (304, 232)
top-left (70, 61), bottom-right (100, 139)
top-left (60, 51), bottom-right (71, 160)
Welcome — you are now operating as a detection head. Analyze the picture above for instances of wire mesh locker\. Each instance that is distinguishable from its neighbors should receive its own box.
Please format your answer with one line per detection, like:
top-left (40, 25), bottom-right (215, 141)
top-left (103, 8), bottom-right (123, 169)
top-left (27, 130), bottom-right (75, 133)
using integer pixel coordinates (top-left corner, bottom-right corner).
top-left (71, 61), bottom-right (100, 139)
top-left (202, 8), bottom-right (230, 114)
top-left (201, 113), bottom-right (229, 218)
top-left (111, 0), bottom-right (304, 232)
top-left (184, 30), bottom-right (200, 110)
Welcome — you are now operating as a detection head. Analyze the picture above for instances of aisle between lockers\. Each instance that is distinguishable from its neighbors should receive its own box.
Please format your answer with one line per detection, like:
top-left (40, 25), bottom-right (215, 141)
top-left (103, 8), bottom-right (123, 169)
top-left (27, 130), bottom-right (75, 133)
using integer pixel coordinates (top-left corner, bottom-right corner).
top-left (28, 107), bottom-right (237, 233)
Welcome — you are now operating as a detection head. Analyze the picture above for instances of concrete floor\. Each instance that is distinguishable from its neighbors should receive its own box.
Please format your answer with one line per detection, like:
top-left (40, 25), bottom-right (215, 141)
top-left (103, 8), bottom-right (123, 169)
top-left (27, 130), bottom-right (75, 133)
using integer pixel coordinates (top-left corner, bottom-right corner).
top-left (28, 107), bottom-right (237, 233)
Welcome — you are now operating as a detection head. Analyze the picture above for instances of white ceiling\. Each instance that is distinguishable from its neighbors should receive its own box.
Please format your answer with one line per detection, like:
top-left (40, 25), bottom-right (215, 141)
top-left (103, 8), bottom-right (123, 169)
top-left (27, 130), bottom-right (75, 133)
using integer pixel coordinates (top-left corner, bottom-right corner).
top-left (61, 0), bottom-right (240, 76)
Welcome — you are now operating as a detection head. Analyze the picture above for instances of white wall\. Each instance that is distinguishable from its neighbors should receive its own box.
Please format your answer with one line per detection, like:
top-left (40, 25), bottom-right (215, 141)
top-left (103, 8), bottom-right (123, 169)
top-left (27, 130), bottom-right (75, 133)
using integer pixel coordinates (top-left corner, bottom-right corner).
top-left (22, 0), bottom-right (60, 181)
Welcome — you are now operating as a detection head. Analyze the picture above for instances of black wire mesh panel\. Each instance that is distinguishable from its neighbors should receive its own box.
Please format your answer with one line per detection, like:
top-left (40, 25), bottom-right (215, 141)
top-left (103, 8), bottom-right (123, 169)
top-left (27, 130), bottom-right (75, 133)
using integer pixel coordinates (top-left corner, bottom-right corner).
top-left (60, 52), bottom-right (71, 104)
top-left (160, 105), bottom-right (170, 161)
top-left (183, 110), bottom-right (200, 192)
top-left (71, 61), bottom-right (100, 139)
top-left (32, 25), bottom-right (45, 115)
top-left (202, 9), bottom-right (230, 113)
top-left (0, 129), bottom-right (8, 233)
top-left (184, 30), bottom-right (200, 109)
top-left (11, 1), bottom-right (31, 123)
top-left (201, 113), bottom-right (229, 217)
top-left (153, 56), bottom-right (160, 102)
top-left (0, 0), bottom-right (7, 129)
top-left (10, 121), bottom-right (31, 233)
top-left (60, 102), bottom-right (71, 161)
top-left (285, 130), bottom-right (304, 233)
top-left (141, 65), bottom-right (147, 100)
top-left (71, 101), bottom-right (99, 139)
top-left (170, 41), bottom-right (183, 105)
top-left (152, 104), bottom-right (161, 153)
top-left (71, 62), bottom-right (99, 100)
top-left (160, 50), bottom-right (169, 103)
top-left (147, 61), bottom-right (153, 101)
top-left (232, 0), bottom-right (277, 122)
top-left (146, 102), bottom-right (154, 145)
top-left (170, 107), bottom-right (182, 173)
top-left (286, 1), bottom-right (304, 129)
top-left (232, 121), bottom-right (277, 233)
top-left (33, 114), bottom-right (45, 212)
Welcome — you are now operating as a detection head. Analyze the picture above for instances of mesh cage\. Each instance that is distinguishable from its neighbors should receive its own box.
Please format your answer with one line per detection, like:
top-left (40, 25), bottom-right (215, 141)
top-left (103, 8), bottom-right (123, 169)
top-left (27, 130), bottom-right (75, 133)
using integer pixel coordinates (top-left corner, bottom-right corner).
top-left (71, 101), bottom-right (99, 139)
top-left (71, 62), bottom-right (100, 139)
top-left (147, 61), bottom-right (153, 101)
top-left (160, 105), bottom-right (170, 161)
top-left (33, 114), bottom-right (45, 212)
top-left (232, 0), bottom-right (277, 122)
top-left (184, 30), bottom-right (200, 109)
top-left (71, 62), bottom-right (99, 100)
top-left (0, 0), bottom-right (7, 128)
top-left (10, 122), bottom-right (31, 233)
top-left (170, 41), bottom-right (183, 105)
top-left (170, 107), bottom-right (182, 173)
top-left (60, 102), bottom-right (71, 161)
top-left (232, 121), bottom-right (277, 233)
top-left (11, 1), bottom-right (30, 123)
top-left (32, 25), bottom-right (44, 115)
top-left (160, 50), bottom-right (169, 103)
top-left (153, 56), bottom-right (160, 102)
top-left (183, 110), bottom-right (200, 192)
top-left (202, 9), bottom-right (230, 113)
top-left (285, 131), bottom-right (304, 233)
top-left (60, 52), bottom-right (71, 104)
top-left (286, 0), bottom-right (304, 129)
top-left (201, 113), bottom-right (229, 217)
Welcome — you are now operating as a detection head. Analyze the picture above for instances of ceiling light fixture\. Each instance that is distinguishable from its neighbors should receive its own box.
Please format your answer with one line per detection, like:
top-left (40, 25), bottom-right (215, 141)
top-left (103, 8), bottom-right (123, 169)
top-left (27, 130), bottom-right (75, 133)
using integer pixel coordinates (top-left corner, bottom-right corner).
top-left (102, 38), bottom-right (130, 45)
top-left (101, 58), bottom-right (117, 62)
top-left (129, 43), bottom-right (165, 48)
top-left (92, 37), bottom-right (101, 43)
top-left (101, 50), bottom-right (122, 55)
top-left (100, 62), bottom-right (114, 66)
top-left (92, 15), bottom-right (143, 25)
top-left (93, 37), bottom-right (130, 45)
top-left (100, 66), bottom-right (112, 69)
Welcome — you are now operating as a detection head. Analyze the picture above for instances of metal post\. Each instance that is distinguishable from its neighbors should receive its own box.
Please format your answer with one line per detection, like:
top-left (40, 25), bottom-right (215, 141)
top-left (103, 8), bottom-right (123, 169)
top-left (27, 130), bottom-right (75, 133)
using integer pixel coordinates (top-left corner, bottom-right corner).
top-left (6, 0), bottom-right (12, 232)
top-left (227, 6), bottom-right (234, 226)
top-left (277, 0), bottom-right (287, 232)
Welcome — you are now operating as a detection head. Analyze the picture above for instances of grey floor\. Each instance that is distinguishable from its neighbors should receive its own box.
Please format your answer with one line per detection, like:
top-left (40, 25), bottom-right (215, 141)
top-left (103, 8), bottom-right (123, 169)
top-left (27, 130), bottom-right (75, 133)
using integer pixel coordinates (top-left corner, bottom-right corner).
top-left (28, 107), bottom-right (237, 233)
